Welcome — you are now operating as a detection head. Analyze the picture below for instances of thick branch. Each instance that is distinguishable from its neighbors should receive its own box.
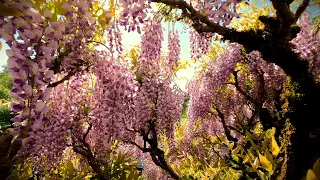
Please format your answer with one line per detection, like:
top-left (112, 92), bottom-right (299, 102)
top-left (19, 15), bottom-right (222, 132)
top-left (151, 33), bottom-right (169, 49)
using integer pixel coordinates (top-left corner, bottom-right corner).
top-left (50, 48), bottom-right (72, 74)
top-left (151, 0), bottom-right (267, 55)
top-left (71, 122), bottom-right (110, 180)
top-left (150, 148), bottom-right (181, 180)
top-left (270, 0), bottom-right (295, 37)
top-left (294, 0), bottom-right (311, 21)
top-left (83, 123), bottom-right (92, 140)
top-left (129, 88), bottom-right (181, 179)
top-left (286, 0), bottom-right (295, 4)
top-left (151, 0), bottom-right (230, 35)
top-left (125, 139), bottom-right (151, 152)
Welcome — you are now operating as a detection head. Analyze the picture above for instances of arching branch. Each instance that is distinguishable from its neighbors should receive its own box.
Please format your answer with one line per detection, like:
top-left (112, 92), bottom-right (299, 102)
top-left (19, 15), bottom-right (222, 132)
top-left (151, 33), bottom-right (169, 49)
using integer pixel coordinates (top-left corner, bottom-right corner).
top-left (294, 0), bottom-right (311, 21)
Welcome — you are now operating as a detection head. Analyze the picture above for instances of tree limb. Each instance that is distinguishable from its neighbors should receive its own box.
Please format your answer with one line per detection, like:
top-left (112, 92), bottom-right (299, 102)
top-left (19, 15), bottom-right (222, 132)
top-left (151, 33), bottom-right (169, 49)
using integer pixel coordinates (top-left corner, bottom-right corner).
top-left (48, 64), bottom-right (90, 87)
top-left (83, 123), bottom-right (92, 143)
top-left (48, 71), bottom-right (76, 87)
top-left (125, 140), bottom-right (151, 152)
top-left (88, 40), bottom-right (111, 52)
top-left (294, 0), bottom-right (311, 21)
top-left (71, 123), bottom-right (109, 180)
top-left (212, 103), bottom-right (238, 142)
top-left (151, 0), bottom-right (231, 35)
top-left (230, 71), bottom-right (256, 105)
top-left (270, 0), bottom-right (295, 37)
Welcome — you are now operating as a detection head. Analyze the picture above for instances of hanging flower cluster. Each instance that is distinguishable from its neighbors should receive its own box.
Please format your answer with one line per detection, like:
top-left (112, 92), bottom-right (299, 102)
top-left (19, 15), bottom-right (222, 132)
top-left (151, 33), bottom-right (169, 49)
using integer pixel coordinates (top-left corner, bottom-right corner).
top-left (167, 30), bottom-right (181, 72)
top-left (290, 13), bottom-right (320, 80)
top-left (189, 0), bottom-right (242, 59)
top-left (247, 51), bottom-right (287, 112)
top-left (119, 0), bottom-right (149, 32)
top-left (33, 73), bottom-right (93, 164)
top-left (188, 43), bottom-right (242, 125)
top-left (2, 0), bottom-right (59, 144)
top-left (124, 18), bottom-right (184, 145)
top-left (89, 50), bottom-right (137, 157)
top-left (187, 43), bottom-right (288, 143)
top-left (138, 19), bottom-right (164, 74)
top-left (1, 0), bottom-right (100, 154)
top-left (189, 30), bottom-right (213, 59)
top-left (107, 23), bottom-right (124, 54)
top-left (197, 0), bottom-right (242, 26)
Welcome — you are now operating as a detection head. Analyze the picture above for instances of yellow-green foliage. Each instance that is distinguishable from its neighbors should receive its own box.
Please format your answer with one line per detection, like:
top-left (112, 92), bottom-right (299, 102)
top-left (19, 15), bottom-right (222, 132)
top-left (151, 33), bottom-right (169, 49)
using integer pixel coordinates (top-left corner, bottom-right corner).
top-left (101, 151), bottom-right (140, 180)
top-left (7, 159), bottom-right (34, 180)
top-left (174, 152), bottom-right (225, 180)
top-left (231, 128), bottom-right (284, 180)
top-left (0, 1), bottom-right (23, 17)
top-left (230, 1), bottom-right (276, 31)
top-left (123, 45), bottom-right (141, 70)
top-left (172, 134), bottom-right (242, 179)
top-left (306, 158), bottom-right (320, 180)
top-left (7, 142), bottom-right (140, 180)
top-left (50, 158), bottom-right (93, 180)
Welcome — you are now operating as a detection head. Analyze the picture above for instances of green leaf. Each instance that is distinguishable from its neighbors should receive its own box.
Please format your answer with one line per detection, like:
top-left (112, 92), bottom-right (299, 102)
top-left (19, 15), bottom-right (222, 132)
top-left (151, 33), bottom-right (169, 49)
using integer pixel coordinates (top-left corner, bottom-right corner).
top-left (127, 171), bottom-right (137, 180)
top-left (306, 169), bottom-right (318, 180)
top-left (246, 131), bottom-right (259, 150)
top-left (66, 159), bottom-right (75, 177)
top-left (232, 145), bottom-right (241, 154)
top-left (258, 170), bottom-right (267, 180)
top-left (313, 158), bottom-right (320, 179)
top-left (54, 0), bottom-right (68, 14)
top-left (0, 3), bottom-right (23, 17)
top-left (261, 137), bottom-right (269, 152)
top-left (253, 156), bottom-right (260, 169)
top-left (228, 142), bottom-right (235, 151)
top-left (270, 136), bottom-right (280, 157)
top-left (259, 153), bottom-right (273, 172)
top-left (265, 149), bottom-right (274, 165)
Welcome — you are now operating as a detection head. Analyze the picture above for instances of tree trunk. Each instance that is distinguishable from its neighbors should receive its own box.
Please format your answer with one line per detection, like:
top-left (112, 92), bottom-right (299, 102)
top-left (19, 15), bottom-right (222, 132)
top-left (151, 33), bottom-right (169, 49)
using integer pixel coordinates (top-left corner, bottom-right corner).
top-left (150, 148), bottom-right (181, 180)
top-left (263, 39), bottom-right (320, 180)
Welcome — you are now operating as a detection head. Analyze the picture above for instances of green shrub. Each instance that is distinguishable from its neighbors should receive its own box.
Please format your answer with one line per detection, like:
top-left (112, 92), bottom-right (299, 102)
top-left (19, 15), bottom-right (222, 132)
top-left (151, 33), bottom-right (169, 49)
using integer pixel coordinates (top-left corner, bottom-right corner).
top-left (0, 65), bottom-right (12, 101)
top-left (0, 106), bottom-right (13, 130)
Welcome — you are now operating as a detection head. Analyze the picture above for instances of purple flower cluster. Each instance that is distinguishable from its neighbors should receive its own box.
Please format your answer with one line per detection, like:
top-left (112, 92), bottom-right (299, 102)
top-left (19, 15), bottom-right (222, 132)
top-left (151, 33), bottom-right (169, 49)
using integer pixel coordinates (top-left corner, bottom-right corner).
top-left (0, 0), bottom-right (100, 156)
top-left (189, 0), bottom-right (242, 59)
top-left (119, 0), bottom-right (149, 32)
top-left (138, 19), bottom-right (164, 74)
top-left (290, 13), bottom-right (320, 80)
top-left (187, 43), bottom-right (289, 146)
top-left (189, 30), bottom-right (213, 59)
top-left (188, 43), bottom-right (242, 124)
top-left (1, 1), bottom-right (57, 147)
top-left (90, 51), bottom-right (137, 157)
top-left (197, 0), bottom-right (241, 26)
top-left (167, 30), bottom-right (181, 72)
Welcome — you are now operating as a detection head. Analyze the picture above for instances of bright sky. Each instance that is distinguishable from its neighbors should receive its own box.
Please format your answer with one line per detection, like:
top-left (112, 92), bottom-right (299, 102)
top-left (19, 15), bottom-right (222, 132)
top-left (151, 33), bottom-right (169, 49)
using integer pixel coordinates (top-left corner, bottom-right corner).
top-left (0, 40), bottom-right (9, 69)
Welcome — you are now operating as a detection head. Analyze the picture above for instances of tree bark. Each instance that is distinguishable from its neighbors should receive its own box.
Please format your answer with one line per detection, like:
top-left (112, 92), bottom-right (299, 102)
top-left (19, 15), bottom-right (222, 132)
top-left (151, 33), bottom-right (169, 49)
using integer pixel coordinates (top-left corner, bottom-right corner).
top-left (150, 148), bottom-right (181, 180)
